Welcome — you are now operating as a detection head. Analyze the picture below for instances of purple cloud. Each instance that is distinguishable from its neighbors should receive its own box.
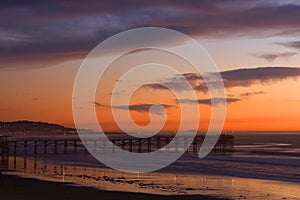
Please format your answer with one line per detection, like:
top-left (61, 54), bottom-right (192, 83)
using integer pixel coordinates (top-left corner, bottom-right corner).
top-left (1, 1), bottom-right (300, 68)
top-left (143, 67), bottom-right (300, 92)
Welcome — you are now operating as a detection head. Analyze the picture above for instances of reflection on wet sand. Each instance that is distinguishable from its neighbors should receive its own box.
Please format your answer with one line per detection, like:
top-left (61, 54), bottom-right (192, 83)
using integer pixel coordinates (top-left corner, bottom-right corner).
top-left (1, 155), bottom-right (299, 200)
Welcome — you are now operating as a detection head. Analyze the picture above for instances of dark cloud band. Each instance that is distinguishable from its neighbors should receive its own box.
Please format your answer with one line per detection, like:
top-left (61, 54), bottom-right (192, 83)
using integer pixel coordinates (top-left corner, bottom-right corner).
top-left (1, 1), bottom-right (300, 68)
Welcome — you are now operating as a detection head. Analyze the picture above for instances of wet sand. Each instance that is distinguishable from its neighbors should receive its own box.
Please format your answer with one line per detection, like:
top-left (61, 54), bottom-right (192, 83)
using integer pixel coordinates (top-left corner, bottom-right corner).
top-left (1, 155), bottom-right (300, 199)
top-left (0, 174), bottom-right (228, 200)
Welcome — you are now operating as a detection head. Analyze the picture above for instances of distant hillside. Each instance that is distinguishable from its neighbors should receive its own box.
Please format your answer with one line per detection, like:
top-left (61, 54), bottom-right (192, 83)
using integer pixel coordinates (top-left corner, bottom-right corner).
top-left (0, 121), bottom-right (76, 136)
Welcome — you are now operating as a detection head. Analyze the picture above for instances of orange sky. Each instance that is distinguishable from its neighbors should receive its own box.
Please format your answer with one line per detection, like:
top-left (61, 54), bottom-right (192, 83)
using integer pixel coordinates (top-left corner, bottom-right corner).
top-left (1, 1), bottom-right (300, 132)
top-left (1, 55), bottom-right (300, 132)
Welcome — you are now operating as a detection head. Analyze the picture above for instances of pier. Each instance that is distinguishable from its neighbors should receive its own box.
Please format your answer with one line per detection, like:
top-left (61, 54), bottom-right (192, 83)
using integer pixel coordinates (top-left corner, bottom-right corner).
top-left (0, 134), bottom-right (234, 156)
top-left (0, 136), bottom-right (12, 171)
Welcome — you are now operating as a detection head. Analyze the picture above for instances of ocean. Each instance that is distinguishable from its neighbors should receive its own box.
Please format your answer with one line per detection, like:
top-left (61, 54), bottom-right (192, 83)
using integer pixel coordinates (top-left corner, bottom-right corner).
top-left (1, 132), bottom-right (300, 199)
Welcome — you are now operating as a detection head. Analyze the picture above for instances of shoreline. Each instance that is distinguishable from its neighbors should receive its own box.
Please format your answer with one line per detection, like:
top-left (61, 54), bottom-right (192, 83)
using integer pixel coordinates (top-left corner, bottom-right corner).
top-left (1, 157), bottom-right (299, 200)
top-left (0, 174), bottom-right (228, 200)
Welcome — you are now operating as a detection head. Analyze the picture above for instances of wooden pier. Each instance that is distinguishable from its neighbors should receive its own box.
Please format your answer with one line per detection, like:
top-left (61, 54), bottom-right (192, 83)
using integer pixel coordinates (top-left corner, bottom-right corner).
top-left (0, 134), bottom-right (234, 156)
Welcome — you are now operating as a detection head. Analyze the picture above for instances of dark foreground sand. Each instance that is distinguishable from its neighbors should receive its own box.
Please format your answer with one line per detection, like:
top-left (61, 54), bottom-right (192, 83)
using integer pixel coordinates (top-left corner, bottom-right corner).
top-left (0, 174), bottom-right (228, 200)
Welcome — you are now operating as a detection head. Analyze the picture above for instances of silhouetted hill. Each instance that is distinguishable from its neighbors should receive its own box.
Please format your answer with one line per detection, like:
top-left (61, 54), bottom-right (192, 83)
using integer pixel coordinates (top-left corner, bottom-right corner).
top-left (0, 121), bottom-right (76, 136)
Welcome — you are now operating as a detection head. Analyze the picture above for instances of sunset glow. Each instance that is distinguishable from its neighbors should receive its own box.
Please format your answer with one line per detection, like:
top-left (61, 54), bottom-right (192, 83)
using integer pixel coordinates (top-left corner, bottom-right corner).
top-left (1, 1), bottom-right (300, 132)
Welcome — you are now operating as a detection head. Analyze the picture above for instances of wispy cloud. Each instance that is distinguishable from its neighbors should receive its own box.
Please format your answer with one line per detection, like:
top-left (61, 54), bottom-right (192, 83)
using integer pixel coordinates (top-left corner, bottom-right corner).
top-left (92, 101), bottom-right (173, 115)
top-left (114, 104), bottom-right (173, 115)
top-left (238, 91), bottom-right (264, 98)
top-left (253, 52), bottom-right (297, 62)
top-left (143, 83), bottom-right (169, 91)
top-left (91, 101), bottom-right (107, 108)
top-left (278, 40), bottom-right (300, 50)
top-left (221, 67), bottom-right (300, 88)
top-left (180, 97), bottom-right (241, 106)
top-left (143, 67), bottom-right (300, 93)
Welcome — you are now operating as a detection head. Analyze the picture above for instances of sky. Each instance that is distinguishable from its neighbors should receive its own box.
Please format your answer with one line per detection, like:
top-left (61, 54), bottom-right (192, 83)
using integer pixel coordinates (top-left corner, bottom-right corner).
top-left (1, 0), bottom-right (300, 132)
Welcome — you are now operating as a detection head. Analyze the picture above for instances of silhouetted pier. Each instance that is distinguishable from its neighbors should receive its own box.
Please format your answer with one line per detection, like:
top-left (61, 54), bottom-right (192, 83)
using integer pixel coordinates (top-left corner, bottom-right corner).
top-left (0, 136), bottom-right (12, 171)
top-left (0, 134), bottom-right (234, 156)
